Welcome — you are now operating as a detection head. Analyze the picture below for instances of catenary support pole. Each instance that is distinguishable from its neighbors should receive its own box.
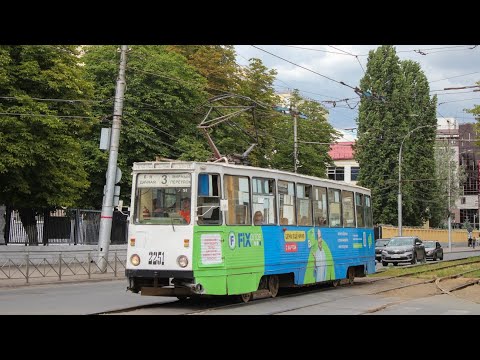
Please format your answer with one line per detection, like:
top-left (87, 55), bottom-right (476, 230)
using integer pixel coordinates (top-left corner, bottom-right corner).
top-left (97, 45), bottom-right (128, 272)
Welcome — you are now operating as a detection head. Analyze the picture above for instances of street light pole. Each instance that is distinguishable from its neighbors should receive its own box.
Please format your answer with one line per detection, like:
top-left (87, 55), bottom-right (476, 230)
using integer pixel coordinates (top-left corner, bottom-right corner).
top-left (398, 124), bottom-right (437, 236)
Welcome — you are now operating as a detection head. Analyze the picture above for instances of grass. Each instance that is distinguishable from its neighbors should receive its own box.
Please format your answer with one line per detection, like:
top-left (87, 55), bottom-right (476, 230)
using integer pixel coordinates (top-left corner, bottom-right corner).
top-left (369, 256), bottom-right (480, 279)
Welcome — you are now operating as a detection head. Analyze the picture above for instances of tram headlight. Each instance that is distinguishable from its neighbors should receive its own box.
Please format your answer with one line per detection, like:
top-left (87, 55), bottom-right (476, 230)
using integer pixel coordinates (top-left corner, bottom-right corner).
top-left (130, 254), bottom-right (141, 266)
top-left (177, 255), bottom-right (189, 268)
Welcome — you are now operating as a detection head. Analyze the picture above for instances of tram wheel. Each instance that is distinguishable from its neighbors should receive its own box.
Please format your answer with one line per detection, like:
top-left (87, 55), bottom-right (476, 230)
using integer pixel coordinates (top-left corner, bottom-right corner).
top-left (240, 292), bottom-right (253, 303)
top-left (268, 275), bottom-right (280, 298)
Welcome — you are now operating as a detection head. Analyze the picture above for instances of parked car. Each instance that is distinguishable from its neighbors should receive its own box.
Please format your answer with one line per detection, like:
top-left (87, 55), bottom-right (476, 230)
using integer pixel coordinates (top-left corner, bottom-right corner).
top-left (375, 239), bottom-right (390, 262)
top-left (381, 236), bottom-right (426, 266)
top-left (424, 241), bottom-right (444, 261)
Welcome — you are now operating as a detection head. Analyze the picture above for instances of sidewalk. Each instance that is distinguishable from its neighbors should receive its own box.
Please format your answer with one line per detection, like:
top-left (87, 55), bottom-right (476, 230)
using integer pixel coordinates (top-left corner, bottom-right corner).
top-left (443, 246), bottom-right (480, 253)
top-left (0, 244), bottom-right (127, 288)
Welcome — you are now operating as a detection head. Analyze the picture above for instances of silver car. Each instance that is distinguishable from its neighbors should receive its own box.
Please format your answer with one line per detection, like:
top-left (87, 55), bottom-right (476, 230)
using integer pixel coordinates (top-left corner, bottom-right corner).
top-left (381, 236), bottom-right (427, 266)
top-left (424, 241), bottom-right (444, 261)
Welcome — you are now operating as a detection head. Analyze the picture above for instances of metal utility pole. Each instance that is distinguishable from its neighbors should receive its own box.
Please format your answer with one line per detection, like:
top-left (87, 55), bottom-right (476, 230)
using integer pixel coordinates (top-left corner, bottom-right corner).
top-left (97, 45), bottom-right (128, 272)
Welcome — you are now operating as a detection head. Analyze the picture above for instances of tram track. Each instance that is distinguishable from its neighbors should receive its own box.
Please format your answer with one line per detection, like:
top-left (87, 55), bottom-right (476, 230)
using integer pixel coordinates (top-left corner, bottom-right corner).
top-left (100, 257), bottom-right (480, 315)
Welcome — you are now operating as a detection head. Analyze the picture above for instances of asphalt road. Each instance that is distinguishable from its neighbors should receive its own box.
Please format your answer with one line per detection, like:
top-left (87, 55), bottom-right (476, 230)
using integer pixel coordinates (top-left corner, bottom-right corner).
top-left (1, 250), bottom-right (479, 315)
top-left (376, 247), bottom-right (480, 270)
top-left (0, 280), bottom-right (172, 315)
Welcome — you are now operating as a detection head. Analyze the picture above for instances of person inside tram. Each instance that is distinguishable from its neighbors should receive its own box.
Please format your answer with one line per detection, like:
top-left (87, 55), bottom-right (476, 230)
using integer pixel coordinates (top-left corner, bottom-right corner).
top-left (178, 198), bottom-right (191, 224)
top-left (254, 211), bottom-right (264, 225)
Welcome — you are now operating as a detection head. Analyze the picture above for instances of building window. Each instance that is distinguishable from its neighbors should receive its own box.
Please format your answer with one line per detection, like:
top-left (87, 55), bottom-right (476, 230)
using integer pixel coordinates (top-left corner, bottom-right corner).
top-left (460, 209), bottom-right (479, 229)
top-left (327, 167), bottom-right (345, 181)
top-left (351, 167), bottom-right (360, 181)
top-left (460, 155), bottom-right (478, 195)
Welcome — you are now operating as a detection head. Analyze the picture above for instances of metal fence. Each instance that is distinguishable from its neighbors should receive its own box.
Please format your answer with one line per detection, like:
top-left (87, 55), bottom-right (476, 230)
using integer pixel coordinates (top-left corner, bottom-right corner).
top-left (3, 208), bottom-right (127, 246)
top-left (0, 249), bottom-right (127, 284)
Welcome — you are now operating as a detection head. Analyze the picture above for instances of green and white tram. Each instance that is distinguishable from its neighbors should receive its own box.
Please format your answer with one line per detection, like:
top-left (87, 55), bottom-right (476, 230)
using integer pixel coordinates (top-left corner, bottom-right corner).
top-left (126, 161), bottom-right (375, 302)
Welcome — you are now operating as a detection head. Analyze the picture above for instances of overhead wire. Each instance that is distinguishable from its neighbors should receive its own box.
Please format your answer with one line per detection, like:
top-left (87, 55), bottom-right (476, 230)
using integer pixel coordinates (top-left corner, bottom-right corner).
top-left (250, 45), bottom-right (358, 91)
top-left (429, 71), bottom-right (480, 83)
top-left (0, 96), bottom-right (112, 104)
top-left (0, 112), bottom-right (99, 119)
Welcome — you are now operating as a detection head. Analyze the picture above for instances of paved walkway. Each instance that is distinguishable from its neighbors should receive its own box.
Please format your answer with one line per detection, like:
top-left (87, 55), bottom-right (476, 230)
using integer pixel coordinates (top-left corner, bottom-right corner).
top-left (444, 246), bottom-right (480, 253)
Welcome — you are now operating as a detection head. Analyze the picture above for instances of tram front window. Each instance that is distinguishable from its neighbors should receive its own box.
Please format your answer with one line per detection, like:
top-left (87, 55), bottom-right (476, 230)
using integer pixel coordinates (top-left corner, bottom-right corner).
top-left (136, 173), bottom-right (192, 225)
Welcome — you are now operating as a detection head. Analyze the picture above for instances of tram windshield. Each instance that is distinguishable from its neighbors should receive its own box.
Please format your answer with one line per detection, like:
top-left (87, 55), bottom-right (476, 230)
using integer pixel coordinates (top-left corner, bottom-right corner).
top-left (135, 173), bottom-right (192, 225)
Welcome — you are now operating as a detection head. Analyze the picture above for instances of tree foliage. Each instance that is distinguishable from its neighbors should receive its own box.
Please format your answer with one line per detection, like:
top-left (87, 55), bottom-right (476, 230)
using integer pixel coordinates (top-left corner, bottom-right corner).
top-left (80, 45), bottom-right (209, 208)
top-left (167, 45), bottom-right (239, 92)
top-left (0, 45), bottom-right (94, 209)
top-left (355, 45), bottom-right (437, 226)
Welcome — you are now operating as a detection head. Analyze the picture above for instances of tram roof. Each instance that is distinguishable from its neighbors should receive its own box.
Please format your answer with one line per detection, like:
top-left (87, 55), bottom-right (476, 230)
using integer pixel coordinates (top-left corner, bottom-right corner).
top-left (132, 161), bottom-right (370, 193)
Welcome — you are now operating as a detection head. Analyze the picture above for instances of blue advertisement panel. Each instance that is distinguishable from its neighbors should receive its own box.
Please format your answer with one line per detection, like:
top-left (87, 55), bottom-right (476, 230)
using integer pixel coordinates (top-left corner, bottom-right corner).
top-left (261, 226), bottom-right (374, 285)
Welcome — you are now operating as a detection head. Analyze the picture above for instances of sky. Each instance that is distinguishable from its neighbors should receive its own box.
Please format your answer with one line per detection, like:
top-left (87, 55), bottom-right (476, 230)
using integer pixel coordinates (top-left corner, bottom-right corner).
top-left (235, 45), bottom-right (480, 133)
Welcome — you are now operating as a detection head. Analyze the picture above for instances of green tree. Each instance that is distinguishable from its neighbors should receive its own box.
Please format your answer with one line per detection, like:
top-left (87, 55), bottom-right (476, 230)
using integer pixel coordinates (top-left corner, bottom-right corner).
top-left (167, 45), bottom-right (239, 92)
top-left (0, 45), bottom-right (94, 244)
top-left (355, 45), bottom-right (437, 227)
top-left (81, 45), bottom-right (209, 208)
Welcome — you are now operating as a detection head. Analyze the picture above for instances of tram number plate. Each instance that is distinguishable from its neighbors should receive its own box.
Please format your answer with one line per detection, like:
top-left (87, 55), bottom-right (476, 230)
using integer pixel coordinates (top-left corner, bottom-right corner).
top-left (148, 251), bottom-right (165, 266)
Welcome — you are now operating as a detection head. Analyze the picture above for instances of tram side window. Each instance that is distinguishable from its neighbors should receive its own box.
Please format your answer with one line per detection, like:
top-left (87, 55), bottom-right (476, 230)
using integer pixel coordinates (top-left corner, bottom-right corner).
top-left (197, 173), bottom-right (222, 225)
top-left (328, 188), bottom-right (342, 227)
top-left (312, 186), bottom-right (328, 227)
top-left (278, 180), bottom-right (296, 225)
top-left (224, 175), bottom-right (251, 225)
top-left (364, 195), bottom-right (373, 228)
top-left (296, 184), bottom-right (312, 226)
top-left (356, 193), bottom-right (365, 228)
top-left (252, 178), bottom-right (276, 225)
top-left (342, 190), bottom-right (355, 228)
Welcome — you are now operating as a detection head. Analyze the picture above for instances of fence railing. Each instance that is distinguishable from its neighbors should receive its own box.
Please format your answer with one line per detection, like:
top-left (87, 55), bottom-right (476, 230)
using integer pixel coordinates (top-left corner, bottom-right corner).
top-left (0, 249), bottom-right (127, 284)
top-left (3, 208), bottom-right (127, 246)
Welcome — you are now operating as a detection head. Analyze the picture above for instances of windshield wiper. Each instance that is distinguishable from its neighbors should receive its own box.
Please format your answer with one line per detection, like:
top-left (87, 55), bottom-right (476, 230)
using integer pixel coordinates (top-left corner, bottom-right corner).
top-left (170, 215), bottom-right (175, 232)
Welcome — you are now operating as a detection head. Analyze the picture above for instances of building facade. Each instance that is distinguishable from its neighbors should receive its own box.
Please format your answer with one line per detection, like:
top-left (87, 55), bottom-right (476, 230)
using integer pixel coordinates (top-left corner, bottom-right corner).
top-left (455, 122), bottom-right (479, 228)
top-left (327, 119), bottom-right (479, 228)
